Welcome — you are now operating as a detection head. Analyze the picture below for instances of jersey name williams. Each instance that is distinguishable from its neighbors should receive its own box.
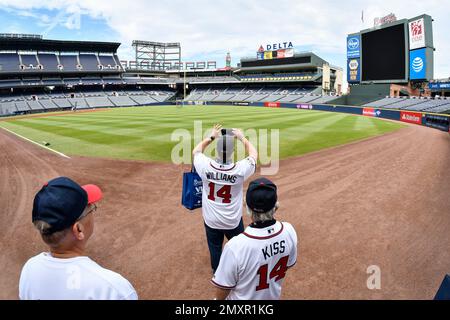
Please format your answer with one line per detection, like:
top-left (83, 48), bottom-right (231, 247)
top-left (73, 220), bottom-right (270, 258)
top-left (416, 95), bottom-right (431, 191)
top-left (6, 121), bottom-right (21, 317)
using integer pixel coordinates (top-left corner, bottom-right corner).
top-left (205, 172), bottom-right (237, 183)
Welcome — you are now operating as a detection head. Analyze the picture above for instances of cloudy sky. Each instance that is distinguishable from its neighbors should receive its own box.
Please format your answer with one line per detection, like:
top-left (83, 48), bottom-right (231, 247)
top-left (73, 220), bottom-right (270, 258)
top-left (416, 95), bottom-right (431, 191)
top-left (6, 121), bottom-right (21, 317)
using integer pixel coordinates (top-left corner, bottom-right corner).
top-left (0, 0), bottom-right (448, 82)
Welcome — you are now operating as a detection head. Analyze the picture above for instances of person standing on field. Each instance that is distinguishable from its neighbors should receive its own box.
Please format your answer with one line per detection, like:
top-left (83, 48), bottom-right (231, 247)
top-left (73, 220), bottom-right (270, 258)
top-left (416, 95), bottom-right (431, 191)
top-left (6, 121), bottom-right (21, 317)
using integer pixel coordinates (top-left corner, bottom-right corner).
top-left (193, 124), bottom-right (258, 273)
top-left (211, 177), bottom-right (298, 300)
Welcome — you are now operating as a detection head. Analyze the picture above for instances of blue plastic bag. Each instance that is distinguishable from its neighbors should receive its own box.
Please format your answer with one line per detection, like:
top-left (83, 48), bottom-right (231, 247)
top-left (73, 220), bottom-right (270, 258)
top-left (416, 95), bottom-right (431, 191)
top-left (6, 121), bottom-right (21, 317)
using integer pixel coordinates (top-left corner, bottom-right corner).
top-left (181, 167), bottom-right (203, 210)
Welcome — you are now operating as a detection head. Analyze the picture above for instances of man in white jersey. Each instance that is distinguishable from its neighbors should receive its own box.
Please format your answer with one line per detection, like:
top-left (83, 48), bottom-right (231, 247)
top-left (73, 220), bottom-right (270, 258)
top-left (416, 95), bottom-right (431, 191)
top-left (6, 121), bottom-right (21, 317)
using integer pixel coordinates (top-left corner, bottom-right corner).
top-left (211, 177), bottom-right (298, 300)
top-left (193, 124), bottom-right (258, 273)
top-left (19, 177), bottom-right (138, 300)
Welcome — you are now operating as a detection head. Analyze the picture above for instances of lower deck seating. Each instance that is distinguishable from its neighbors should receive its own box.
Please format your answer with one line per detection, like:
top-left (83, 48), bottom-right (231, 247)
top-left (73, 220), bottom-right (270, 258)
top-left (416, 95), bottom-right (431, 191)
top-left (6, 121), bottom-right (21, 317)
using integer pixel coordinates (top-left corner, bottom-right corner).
top-left (0, 89), bottom-right (176, 116)
top-left (39, 99), bottom-right (58, 109)
top-left (108, 96), bottom-right (136, 107)
top-left (27, 101), bottom-right (45, 111)
top-left (15, 101), bottom-right (31, 112)
top-left (85, 97), bottom-right (113, 108)
top-left (52, 98), bottom-right (73, 109)
top-left (184, 86), bottom-right (330, 104)
top-left (364, 96), bottom-right (450, 113)
top-left (0, 101), bottom-right (18, 115)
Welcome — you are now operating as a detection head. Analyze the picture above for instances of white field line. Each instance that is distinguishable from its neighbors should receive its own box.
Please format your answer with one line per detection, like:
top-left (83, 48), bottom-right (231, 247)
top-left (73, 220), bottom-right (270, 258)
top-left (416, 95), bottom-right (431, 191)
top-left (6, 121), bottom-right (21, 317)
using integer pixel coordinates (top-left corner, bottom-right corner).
top-left (1, 126), bottom-right (71, 159)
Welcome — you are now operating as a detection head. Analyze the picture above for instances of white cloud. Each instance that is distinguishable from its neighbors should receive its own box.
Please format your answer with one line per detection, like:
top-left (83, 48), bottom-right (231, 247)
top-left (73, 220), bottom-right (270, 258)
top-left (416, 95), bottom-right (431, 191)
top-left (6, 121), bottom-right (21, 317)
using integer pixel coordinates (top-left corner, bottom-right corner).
top-left (0, 0), bottom-right (449, 80)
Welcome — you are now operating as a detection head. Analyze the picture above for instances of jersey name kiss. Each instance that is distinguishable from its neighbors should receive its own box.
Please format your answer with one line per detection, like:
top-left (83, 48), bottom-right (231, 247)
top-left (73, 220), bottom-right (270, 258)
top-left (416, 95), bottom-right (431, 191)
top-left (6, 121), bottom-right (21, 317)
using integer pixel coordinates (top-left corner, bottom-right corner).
top-left (262, 240), bottom-right (286, 260)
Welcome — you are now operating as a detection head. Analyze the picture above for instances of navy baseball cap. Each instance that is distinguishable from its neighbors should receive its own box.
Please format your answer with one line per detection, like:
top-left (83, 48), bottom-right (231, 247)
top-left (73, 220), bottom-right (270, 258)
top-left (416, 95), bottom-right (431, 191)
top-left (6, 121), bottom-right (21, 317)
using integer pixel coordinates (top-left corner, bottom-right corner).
top-left (32, 177), bottom-right (103, 234)
top-left (246, 178), bottom-right (278, 213)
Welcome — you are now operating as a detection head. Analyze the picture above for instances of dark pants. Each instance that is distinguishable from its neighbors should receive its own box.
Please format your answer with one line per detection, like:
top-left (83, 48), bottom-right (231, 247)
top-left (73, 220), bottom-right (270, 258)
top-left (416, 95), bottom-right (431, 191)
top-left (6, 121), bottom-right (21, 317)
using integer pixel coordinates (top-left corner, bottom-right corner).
top-left (204, 219), bottom-right (245, 273)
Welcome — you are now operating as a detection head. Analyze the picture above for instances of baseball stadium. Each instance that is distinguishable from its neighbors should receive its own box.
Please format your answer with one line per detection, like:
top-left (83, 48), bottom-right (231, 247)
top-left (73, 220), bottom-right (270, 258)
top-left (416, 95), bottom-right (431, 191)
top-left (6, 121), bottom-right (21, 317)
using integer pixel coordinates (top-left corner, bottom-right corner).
top-left (0, 3), bottom-right (450, 302)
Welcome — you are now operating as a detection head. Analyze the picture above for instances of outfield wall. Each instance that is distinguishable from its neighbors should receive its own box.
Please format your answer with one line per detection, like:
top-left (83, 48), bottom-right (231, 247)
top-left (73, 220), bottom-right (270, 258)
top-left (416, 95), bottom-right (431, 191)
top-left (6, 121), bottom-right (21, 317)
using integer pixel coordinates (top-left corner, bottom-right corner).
top-left (201, 100), bottom-right (450, 133)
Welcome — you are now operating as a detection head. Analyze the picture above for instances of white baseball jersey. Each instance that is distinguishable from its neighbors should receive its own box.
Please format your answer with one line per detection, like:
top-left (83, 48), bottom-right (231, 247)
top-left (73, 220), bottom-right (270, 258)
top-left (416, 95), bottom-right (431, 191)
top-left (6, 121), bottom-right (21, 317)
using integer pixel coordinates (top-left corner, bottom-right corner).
top-left (194, 152), bottom-right (256, 230)
top-left (211, 221), bottom-right (297, 300)
top-left (19, 252), bottom-right (138, 300)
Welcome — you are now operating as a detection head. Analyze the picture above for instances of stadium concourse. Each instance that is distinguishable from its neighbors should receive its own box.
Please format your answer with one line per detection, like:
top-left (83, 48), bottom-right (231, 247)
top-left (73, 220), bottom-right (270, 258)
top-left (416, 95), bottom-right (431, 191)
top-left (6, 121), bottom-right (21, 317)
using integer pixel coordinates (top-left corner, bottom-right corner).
top-left (0, 117), bottom-right (449, 299)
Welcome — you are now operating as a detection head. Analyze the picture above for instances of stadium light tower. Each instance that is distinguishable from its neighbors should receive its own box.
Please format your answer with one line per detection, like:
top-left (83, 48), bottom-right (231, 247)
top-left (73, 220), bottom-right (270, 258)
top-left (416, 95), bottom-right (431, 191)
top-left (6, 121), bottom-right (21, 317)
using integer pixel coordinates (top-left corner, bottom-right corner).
top-left (132, 41), bottom-right (181, 71)
top-left (183, 69), bottom-right (187, 100)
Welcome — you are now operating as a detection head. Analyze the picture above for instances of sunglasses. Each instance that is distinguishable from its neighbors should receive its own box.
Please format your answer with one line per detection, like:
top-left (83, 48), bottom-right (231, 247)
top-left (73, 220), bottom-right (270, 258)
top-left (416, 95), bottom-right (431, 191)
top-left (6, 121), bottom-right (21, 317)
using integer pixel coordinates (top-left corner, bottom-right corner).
top-left (77, 203), bottom-right (97, 221)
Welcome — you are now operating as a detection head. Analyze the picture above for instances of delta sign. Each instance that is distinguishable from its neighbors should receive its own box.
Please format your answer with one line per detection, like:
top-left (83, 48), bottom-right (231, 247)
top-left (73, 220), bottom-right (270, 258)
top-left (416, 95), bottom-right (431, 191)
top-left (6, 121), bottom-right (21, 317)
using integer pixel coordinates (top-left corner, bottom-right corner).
top-left (257, 42), bottom-right (294, 60)
top-left (259, 42), bottom-right (294, 52)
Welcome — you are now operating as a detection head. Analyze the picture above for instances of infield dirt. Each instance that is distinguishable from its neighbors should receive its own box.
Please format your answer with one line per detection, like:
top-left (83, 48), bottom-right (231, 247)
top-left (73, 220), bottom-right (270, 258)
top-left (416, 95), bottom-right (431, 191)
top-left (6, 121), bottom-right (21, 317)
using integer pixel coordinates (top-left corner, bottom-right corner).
top-left (1, 123), bottom-right (449, 299)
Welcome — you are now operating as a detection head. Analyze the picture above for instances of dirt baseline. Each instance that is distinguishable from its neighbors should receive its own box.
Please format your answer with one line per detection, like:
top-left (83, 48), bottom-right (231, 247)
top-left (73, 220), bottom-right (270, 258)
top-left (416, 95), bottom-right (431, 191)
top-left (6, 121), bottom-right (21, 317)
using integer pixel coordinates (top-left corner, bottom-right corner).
top-left (0, 124), bottom-right (449, 300)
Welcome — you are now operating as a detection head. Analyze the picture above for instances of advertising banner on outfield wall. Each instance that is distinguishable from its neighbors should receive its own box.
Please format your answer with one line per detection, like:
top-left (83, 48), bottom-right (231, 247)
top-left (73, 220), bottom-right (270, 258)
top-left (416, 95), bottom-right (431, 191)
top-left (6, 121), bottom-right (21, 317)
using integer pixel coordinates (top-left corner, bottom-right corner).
top-left (264, 102), bottom-right (281, 108)
top-left (424, 114), bottom-right (450, 132)
top-left (296, 104), bottom-right (313, 110)
top-left (400, 111), bottom-right (423, 125)
top-left (363, 108), bottom-right (381, 117)
top-left (310, 104), bottom-right (402, 119)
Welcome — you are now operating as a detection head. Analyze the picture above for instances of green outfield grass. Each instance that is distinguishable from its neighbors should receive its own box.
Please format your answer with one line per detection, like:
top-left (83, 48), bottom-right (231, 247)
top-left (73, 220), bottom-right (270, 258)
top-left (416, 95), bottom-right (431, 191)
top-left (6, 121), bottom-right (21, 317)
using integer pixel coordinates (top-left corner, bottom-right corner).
top-left (0, 106), bottom-right (405, 162)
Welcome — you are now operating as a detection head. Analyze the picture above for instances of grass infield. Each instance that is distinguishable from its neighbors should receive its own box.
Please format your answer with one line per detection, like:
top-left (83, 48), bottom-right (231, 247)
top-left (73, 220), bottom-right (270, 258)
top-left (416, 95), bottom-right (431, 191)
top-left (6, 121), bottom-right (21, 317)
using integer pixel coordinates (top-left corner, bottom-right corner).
top-left (0, 105), bottom-right (405, 162)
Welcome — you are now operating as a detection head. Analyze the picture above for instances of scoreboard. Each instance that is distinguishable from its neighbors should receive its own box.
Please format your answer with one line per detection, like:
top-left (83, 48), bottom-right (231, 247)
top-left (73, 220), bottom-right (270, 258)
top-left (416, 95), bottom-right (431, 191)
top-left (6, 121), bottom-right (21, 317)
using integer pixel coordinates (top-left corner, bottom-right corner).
top-left (362, 23), bottom-right (406, 81)
top-left (347, 14), bottom-right (434, 84)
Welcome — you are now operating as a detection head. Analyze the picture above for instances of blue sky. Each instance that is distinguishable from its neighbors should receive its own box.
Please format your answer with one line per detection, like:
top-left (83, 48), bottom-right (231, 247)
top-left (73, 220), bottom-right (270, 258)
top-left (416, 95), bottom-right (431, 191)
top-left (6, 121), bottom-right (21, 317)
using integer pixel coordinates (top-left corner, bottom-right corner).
top-left (0, 7), bottom-right (120, 45)
top-left (0, 0), bottom-right (449, 86)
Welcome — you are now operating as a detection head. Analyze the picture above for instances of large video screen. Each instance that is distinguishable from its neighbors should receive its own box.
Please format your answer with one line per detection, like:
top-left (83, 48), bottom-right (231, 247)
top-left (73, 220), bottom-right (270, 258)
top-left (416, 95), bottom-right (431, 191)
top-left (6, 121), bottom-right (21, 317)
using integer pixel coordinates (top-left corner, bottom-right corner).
top-left (361, 23), bottom-right (407, 81)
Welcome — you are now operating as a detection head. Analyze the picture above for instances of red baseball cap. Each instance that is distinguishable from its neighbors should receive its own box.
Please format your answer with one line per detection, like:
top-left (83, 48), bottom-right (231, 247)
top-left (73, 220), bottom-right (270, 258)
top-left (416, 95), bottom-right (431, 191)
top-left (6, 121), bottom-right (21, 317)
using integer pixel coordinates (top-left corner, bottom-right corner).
top-left (82, 184), bottom-right (103, 205)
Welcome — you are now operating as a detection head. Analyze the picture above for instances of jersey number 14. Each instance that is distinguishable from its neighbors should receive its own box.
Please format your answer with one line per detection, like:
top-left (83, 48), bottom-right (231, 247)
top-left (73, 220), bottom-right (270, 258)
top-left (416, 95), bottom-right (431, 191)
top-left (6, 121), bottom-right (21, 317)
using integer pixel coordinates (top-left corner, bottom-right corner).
top-left (256, 256), bottom-right (289, 291)
top-left (208, 183), bottom-right (232, 204)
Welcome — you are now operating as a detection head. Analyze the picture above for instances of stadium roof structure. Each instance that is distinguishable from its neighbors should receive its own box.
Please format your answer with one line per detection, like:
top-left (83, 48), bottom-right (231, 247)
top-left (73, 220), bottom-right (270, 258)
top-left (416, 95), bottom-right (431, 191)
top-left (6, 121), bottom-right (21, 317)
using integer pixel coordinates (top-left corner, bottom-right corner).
top-left (237, 52), bottom-right (333, 72)
top-left (0, 36), bottom-right (121, 53)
